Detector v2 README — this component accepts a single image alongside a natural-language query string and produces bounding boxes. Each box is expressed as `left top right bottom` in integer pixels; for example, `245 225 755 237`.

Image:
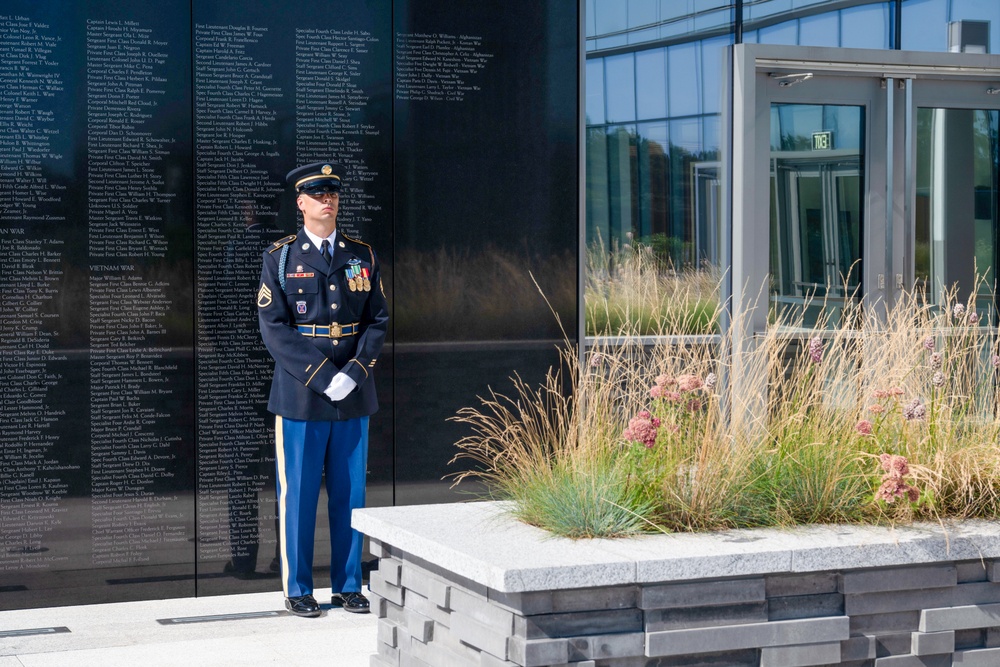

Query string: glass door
754 72 886 330
910 81 1000 323
731 45 1000 339
770 105 865 326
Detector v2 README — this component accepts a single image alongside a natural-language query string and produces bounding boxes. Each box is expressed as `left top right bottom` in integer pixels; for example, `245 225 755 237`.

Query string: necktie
321 239 331 264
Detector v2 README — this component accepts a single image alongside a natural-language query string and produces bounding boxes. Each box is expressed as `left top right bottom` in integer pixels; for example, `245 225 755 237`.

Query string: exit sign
812 131 833 150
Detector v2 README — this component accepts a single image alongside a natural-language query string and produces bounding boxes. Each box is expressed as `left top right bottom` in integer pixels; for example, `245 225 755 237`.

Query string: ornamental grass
451 277 1000 538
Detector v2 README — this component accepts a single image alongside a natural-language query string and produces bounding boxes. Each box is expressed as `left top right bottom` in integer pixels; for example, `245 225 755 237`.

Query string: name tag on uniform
287 272 315 278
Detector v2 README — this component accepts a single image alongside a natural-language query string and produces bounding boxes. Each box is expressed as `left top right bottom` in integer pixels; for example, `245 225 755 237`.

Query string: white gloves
323 372 357 402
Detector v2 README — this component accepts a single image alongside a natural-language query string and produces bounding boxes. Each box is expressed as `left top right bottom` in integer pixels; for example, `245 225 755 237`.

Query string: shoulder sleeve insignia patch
257 283 273 308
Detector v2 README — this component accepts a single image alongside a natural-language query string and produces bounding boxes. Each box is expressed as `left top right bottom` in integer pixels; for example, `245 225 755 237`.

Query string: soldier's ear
295 194 305 212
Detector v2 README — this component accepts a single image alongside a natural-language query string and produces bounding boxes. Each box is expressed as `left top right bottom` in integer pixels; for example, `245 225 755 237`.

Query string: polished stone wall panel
0 0 578 609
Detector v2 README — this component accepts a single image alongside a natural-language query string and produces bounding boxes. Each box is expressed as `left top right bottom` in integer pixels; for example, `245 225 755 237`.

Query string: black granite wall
0 0 578 609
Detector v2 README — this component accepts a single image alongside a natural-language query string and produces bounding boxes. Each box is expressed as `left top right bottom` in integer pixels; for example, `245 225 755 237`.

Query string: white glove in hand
324 372 357 402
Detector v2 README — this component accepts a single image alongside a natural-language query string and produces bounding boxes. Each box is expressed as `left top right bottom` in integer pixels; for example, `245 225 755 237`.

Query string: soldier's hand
324 372 357 402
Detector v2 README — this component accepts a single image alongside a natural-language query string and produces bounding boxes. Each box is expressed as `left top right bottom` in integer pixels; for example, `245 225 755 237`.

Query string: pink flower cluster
650 385 681 401
875 453 920 503
650 373 704 399
871 387 904 400
676 374 704 392
808 336 824 363
855 419 873 436
623 411 661 447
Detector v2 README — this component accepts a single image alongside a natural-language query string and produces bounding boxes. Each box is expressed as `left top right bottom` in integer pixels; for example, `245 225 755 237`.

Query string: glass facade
586 0 1000 327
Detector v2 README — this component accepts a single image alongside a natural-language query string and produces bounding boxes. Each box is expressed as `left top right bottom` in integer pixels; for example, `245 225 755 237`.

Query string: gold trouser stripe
304 358 327 387
275 416 290 597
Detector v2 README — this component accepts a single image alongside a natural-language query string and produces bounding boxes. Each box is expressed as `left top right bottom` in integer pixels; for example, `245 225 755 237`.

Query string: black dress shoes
331 591 370 613
285 594 321 618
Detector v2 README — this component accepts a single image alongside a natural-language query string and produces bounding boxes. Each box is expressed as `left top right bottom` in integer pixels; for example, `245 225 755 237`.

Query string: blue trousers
274 415 368 598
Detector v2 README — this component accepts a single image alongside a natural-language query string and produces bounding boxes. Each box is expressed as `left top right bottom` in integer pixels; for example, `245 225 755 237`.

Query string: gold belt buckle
330 323 342 338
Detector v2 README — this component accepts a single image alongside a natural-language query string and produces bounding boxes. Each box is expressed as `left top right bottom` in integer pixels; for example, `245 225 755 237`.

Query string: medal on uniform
346 259 361 292
361 267 371 292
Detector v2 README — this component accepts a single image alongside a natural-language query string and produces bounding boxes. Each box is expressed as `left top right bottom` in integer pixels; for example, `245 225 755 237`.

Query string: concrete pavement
0 588 377 666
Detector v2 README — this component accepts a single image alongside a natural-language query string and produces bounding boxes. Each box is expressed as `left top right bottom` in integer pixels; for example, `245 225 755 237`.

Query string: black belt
297 323 359 338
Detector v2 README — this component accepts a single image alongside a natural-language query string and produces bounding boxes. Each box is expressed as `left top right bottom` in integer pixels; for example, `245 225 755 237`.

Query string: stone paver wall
367 541 1000 667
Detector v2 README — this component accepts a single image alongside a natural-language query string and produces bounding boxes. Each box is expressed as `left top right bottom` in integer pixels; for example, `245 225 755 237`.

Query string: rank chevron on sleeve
257 283 273 308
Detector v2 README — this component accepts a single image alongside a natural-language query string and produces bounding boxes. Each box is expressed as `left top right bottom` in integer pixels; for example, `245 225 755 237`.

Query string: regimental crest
322 164 333 175
257 283 272 308
296 301 307 314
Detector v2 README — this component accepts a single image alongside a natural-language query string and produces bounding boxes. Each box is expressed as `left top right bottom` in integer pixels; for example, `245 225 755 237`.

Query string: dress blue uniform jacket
257 231 389 421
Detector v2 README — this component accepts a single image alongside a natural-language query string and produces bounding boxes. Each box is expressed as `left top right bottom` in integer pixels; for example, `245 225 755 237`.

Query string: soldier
257 161 389 617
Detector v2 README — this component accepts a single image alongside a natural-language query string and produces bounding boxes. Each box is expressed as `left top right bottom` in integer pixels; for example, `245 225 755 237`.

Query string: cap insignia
322 164 333 175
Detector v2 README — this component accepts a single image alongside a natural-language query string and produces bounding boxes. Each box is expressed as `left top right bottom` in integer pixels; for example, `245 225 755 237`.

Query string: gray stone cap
353 501 1000 593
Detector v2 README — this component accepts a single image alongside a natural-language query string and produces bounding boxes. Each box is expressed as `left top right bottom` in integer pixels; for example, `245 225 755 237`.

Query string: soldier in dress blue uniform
257 161 389 617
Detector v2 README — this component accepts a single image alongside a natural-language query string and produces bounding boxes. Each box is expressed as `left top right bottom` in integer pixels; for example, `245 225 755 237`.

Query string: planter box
353 501 1000 667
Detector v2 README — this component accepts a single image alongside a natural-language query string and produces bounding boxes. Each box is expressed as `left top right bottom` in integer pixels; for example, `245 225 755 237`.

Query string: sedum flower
652 374 684 399
676 374 704 392
623 411 661 448
875 454 920 504
655 374 674 387
872 387 904 400
880 453 910 476
876 477 920 504
855 419 873 436
868 404 885 414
